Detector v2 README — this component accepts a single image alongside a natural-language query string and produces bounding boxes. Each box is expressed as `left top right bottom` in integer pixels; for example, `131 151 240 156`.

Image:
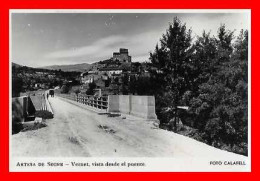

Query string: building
99 67 123 77
112 48 131 63
80 71 98 84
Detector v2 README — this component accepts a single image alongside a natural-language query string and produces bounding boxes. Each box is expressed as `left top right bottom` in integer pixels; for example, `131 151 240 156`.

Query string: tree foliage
86 82 96 95
149 18 248 155
60 85 70 94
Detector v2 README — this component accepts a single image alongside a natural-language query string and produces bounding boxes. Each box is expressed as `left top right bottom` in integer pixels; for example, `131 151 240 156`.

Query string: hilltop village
79 48 152 96
12 48 154 97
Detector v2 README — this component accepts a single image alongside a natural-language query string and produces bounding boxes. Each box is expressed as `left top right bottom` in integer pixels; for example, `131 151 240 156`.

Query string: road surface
12 96 245 158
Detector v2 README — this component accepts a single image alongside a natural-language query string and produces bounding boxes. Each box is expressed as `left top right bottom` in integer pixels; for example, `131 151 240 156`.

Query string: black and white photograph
10 10 250 172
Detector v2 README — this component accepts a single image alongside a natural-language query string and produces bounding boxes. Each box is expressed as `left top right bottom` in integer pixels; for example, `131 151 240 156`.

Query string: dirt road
12 97 245 158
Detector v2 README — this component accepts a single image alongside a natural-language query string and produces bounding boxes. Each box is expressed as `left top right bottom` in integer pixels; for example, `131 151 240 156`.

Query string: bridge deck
12 96 245 158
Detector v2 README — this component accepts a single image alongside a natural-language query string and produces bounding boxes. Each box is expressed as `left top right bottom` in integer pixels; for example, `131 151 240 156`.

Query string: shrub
61 85 70 94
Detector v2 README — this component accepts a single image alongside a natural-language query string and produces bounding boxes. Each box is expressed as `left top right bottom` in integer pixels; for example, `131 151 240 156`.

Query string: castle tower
113 48 131 63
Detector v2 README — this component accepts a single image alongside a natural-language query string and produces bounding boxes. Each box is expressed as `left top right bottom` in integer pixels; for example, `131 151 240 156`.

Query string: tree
121 74 129 95
128 76 136 95
224 29 248 150
60 85 70 94
190 31 217 92
149 17 194 128
86 82 96 95
131 76 153 95
148 17 248 155
187 25 249 155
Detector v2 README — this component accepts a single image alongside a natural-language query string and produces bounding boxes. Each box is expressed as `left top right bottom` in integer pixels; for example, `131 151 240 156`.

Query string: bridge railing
76 95 108 110
57 93 108 111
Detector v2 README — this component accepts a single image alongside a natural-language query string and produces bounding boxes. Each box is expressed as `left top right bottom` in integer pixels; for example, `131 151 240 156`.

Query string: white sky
11 10 250 67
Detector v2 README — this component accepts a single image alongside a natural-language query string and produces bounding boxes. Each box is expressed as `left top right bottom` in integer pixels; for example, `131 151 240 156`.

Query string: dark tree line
146 17 248 155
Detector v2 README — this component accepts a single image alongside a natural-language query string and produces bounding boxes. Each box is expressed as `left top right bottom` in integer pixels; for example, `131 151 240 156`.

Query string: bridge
11 93 245 158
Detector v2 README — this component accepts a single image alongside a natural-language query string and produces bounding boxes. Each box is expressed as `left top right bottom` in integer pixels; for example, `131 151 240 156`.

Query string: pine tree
150 17 194 128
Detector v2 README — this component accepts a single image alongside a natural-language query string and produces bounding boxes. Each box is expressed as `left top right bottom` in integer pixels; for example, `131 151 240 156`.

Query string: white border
9 9 251 172
10 9 250 13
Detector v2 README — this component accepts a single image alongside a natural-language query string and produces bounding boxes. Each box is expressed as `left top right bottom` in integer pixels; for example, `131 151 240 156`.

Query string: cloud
44 30 163 63
45 35 127 59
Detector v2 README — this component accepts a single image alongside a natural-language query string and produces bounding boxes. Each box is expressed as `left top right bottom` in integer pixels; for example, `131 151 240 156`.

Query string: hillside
12 62 23 68
40 63 92 72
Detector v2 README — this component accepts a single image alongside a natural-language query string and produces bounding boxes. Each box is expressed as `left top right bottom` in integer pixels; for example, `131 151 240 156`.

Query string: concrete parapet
107 95 120 113
12 96 27 124
12 96 36 124
119 95 131 114
30 95 44 111
130 96 157 120
44 91 54 118
45 97 54 117
107 95 158 124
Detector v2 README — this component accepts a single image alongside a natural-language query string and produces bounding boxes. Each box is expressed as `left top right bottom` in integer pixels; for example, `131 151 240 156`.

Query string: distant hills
39 63 93 72
12 58 128 73
12 62 92 72
12 62 23 68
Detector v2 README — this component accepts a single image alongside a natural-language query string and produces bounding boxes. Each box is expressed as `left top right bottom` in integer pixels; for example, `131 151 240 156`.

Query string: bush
60 85 70 94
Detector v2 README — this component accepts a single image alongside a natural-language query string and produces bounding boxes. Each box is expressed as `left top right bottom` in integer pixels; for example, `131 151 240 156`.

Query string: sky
11 11 249 67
